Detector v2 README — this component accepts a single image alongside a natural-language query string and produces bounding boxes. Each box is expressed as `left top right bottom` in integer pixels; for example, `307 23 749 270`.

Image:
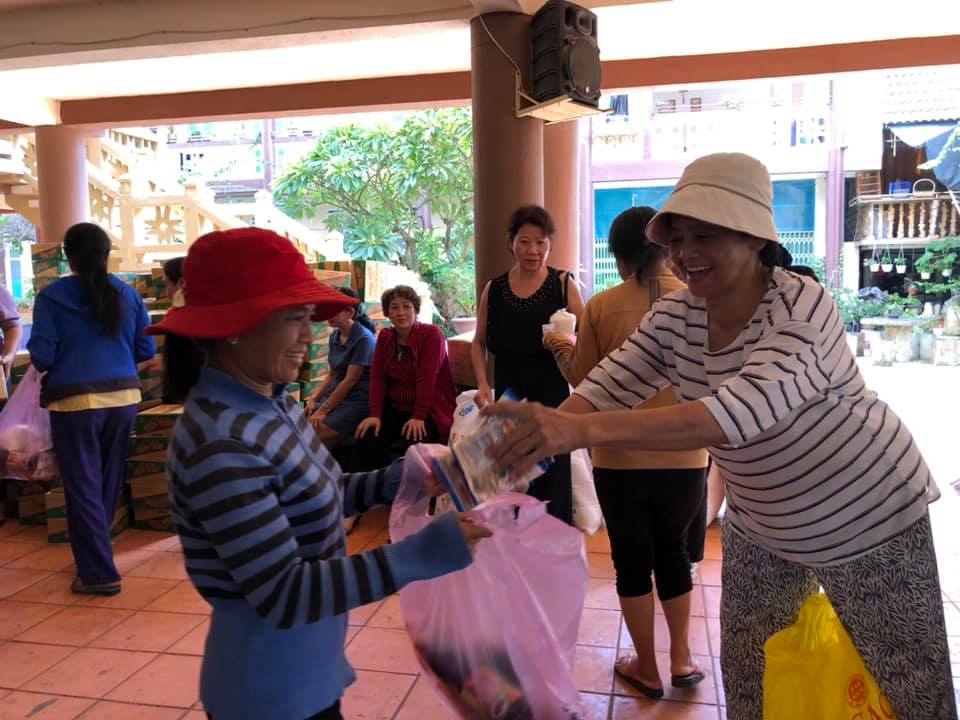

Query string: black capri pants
594 467 707 601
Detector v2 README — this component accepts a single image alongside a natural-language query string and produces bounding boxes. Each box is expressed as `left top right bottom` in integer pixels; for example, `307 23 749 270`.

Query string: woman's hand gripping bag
763 593 897 720
390 444 590 720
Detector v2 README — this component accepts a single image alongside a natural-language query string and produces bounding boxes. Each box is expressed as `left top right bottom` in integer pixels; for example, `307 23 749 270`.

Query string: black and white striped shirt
575 269 938 566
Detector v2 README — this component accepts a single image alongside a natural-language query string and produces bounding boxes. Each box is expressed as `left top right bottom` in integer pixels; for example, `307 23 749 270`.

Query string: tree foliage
0 214 36 253
273 108 476 322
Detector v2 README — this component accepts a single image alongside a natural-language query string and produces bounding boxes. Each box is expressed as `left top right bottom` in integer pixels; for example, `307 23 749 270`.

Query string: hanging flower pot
895 262 907 274
920 271 932 280
880 262 893 272
869 261 880 272
943 267 954 278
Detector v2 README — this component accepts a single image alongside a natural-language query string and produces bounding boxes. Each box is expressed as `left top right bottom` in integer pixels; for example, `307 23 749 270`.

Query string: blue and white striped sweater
166 369 469 718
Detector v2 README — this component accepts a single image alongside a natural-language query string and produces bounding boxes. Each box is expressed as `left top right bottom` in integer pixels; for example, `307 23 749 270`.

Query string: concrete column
825 79 845 287
577 118 595 299
471 12 543 294
543 120 579 275
262 118 274 190
35 125 89 245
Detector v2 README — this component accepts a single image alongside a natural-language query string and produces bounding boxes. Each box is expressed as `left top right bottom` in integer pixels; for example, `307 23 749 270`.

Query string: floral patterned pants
720 515 956 720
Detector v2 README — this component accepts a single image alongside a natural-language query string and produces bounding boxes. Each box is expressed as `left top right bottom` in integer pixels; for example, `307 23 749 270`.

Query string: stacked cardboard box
287 384 302 403
138 360 164 404
313 268 352 290
31 244 69 296
134 403 182 436
126 404 182 533
127 449 173 532
315 261 359 291
45 487 130 543
299 323 332 400
2 476 61 525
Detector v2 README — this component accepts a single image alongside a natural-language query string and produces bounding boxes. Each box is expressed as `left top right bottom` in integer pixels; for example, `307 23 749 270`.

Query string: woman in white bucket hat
485 153 955 719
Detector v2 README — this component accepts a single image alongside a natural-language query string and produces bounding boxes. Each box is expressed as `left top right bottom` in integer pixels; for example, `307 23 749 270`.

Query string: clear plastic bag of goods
450 390 481 446
570 449 602 534
443 389 552 511
0 368 58 481
0 367 52 454
390 445 589 720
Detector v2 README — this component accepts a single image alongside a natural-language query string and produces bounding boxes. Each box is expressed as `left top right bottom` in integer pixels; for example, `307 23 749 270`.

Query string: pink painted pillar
471 12 544 295
543 120 580 276
35 125 90 245
825 80 845 286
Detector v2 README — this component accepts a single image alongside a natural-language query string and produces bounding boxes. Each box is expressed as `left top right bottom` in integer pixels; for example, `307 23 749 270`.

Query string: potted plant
940 251 957 278
835 289 866 356
868 247 880 273
915 250 935 280
880 251 893 273
894 252 907 274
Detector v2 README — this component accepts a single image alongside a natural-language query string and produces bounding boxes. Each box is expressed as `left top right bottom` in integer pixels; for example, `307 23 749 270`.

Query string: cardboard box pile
299 322 332 401
31 244 69 295
46 487 130 543
315 261 359 291
1 476 62 526
138 359 164 404
126 404 182 533
312 268 352 289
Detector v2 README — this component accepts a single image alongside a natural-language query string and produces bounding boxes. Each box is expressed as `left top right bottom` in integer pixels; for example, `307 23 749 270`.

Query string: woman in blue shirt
306 286 376 447
28 222 156 596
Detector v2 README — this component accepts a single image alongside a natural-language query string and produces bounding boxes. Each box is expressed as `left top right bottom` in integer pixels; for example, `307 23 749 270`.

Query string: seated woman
353 285 455 471
306 287 377 448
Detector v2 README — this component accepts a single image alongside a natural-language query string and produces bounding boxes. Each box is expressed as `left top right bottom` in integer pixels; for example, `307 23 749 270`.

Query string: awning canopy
887 122 957 147
919 124 960 190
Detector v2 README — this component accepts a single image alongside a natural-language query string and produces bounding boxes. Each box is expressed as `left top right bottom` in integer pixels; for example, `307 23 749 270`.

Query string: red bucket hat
146 227 357 339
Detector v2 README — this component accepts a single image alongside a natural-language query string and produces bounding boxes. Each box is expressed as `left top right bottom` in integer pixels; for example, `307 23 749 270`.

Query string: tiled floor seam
83 612 206 655
0 640 84 692
387 678 420 720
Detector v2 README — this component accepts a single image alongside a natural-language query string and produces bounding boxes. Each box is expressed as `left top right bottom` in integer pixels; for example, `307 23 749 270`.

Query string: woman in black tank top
470 205 584 524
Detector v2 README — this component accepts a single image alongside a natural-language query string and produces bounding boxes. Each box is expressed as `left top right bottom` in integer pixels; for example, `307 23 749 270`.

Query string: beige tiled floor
0 501 957 719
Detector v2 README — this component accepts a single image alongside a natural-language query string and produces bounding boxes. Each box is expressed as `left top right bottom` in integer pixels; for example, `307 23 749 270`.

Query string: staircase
0 128 346 271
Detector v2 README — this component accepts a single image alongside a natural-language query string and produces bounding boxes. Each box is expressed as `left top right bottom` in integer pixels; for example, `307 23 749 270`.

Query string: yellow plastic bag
763 593 897 719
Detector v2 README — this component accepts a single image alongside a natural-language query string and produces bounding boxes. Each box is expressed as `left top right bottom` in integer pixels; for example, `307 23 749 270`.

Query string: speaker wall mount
514 72 609 125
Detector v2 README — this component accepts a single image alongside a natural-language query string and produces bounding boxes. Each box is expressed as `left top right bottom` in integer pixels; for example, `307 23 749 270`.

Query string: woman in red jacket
352 285 455 471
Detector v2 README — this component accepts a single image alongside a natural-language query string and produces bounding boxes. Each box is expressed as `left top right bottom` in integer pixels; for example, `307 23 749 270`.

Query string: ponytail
761 242 793 269
607 207 667 283
336 286 376 334
162 333 207 403
63 223 123 337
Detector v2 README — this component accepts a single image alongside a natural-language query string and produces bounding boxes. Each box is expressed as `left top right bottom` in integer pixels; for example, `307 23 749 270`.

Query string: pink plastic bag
390 445 589 720
0 367 57 481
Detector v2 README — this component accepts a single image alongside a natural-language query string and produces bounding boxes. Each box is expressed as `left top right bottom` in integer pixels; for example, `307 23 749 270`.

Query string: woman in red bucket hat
148 228 490 720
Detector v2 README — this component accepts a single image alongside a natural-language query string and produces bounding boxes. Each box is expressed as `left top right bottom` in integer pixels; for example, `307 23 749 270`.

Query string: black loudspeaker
531 0 601 107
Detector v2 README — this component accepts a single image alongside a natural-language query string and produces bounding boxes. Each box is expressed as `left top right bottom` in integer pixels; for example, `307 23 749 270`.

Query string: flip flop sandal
71 577 121 597
671 666 706 688
614 656 664 699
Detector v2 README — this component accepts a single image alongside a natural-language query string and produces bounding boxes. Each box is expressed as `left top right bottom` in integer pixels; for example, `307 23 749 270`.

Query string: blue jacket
28 275 156 405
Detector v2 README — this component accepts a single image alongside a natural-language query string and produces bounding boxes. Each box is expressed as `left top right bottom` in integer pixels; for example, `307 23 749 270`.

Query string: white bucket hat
645 153 779 247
